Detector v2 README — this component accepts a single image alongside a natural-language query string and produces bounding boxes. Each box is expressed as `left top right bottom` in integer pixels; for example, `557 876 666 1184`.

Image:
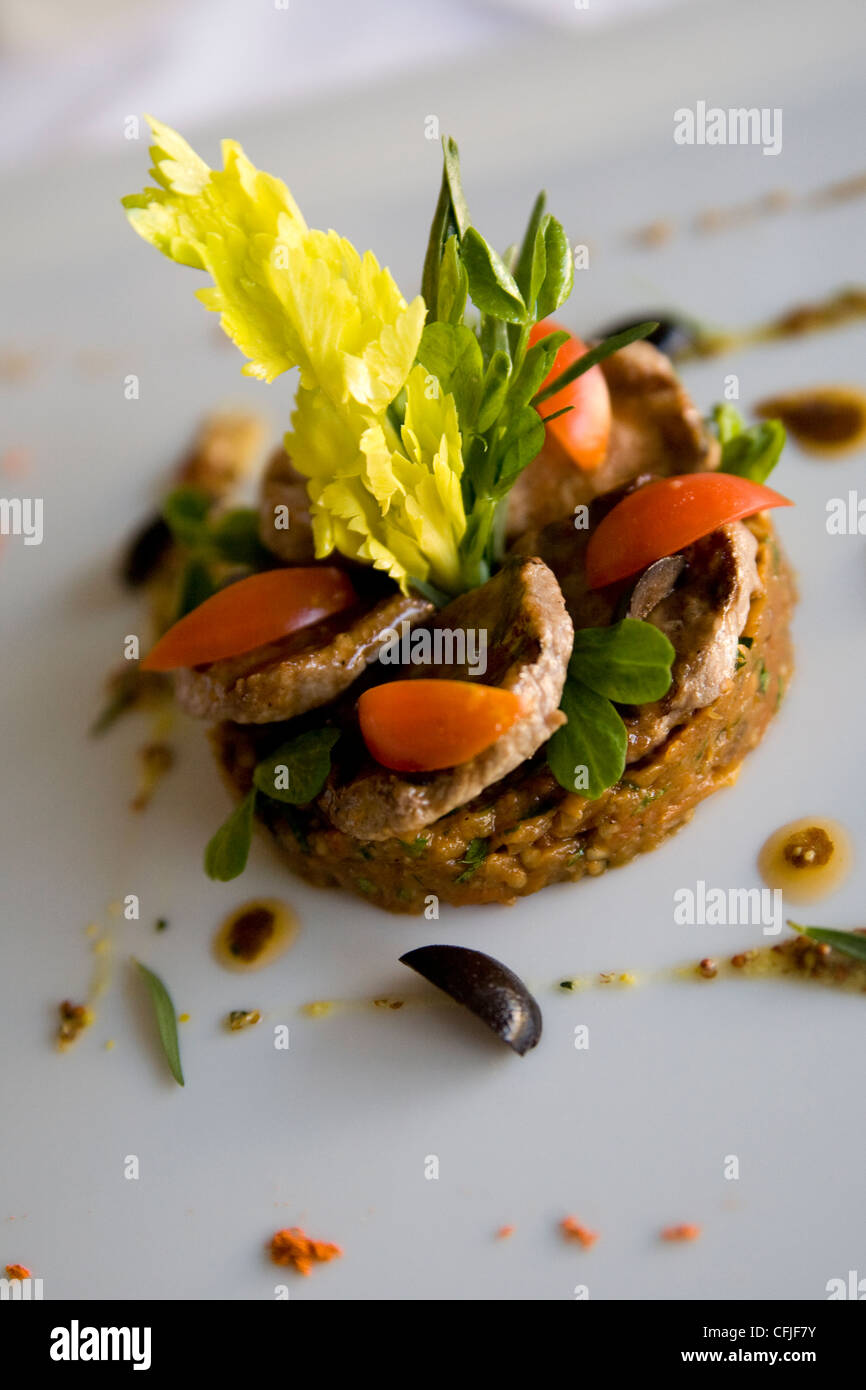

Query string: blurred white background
0 0 684 170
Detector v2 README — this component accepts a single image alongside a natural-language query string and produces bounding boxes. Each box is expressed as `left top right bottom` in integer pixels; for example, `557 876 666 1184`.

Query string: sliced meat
319 557 573 840
621 522 760 760
258 447 316 563
513 504 761 762
506 339 719 538
173 592 432 724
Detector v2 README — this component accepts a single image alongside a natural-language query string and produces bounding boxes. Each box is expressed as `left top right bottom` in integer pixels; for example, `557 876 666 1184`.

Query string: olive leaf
133 959 185 1086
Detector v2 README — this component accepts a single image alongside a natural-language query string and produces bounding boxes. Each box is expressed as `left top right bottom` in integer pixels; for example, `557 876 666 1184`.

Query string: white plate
2 0 865 1300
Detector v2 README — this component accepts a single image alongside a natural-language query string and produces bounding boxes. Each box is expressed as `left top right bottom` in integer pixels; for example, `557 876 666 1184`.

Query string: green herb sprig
161 485 272 619
133 958 185 1086
712 404 786 484
547 620 675 799
419 138 658 591
204 728 340 882
787 921 866 964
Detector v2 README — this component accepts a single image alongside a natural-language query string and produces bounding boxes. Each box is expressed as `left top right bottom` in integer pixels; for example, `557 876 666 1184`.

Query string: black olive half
593 313 698 359
399 945 542 1056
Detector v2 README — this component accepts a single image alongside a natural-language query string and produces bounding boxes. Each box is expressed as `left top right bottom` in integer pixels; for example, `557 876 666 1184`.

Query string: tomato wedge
585 473 793 590
141 566 356 670
358 680 522 773
530 319 612 471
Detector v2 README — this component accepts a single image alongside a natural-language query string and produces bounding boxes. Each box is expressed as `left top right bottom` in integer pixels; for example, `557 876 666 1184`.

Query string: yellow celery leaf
286 365 467 594
122 119 423 402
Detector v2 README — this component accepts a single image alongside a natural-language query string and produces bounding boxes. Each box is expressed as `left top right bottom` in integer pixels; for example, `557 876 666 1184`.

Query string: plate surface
2 0 865 1300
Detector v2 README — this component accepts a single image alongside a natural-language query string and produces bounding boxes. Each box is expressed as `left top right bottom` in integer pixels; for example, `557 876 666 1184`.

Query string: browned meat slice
506 340 719 538
319 557 573 840
258 447 316 563
513 508 761 760
174 592 432 724
620 522 760 760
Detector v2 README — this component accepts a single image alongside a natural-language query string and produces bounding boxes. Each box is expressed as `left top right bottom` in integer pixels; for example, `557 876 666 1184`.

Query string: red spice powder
661 1224 702 1243
560 1216 598 1249
5 1264 31 1280
269 1227 342 1277
496 1225 515 1240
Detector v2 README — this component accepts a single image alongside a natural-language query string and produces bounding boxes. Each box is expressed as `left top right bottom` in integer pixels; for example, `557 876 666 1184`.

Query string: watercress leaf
533 321 658 406
570 619 675 703
514 191 547 306
204 789 256 881
133 959 185 1086
437 234 468 326
462 227 527 324
416 322 483 428
443 136 470 238
535 215 574 320
207 507 271 567
787 921 866 964
547 676 627 800
176 558 216 619
713 404 786 484
253 727 340 805
476 350 512 432
162 486 212 547
508 330 568 412
493 405 546 496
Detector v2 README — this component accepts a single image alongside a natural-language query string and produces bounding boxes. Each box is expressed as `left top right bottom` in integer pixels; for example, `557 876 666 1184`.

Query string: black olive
593 313 697 358
121 513 173 586
399 945 542 1055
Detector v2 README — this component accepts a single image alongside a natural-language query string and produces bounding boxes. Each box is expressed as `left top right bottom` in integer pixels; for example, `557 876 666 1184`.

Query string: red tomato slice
141 567 356 670
585 473 793 589
358 680 522 772
529 319 612 471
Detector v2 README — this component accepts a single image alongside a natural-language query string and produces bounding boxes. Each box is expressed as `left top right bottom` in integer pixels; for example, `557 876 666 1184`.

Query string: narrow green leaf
533 321 659 406
421 166 454 315
787 922 866 964
204 789 256 881
436 234 468 325
442 136 470 238
547 677 627 800
514 192 548 308
253 728 340 805
175 558 216 619
535 216 574 320
493 406 546 496
507 330 568 413
570 619 675 703
462 228 527 324
476 350 512 432
133 959 185 1086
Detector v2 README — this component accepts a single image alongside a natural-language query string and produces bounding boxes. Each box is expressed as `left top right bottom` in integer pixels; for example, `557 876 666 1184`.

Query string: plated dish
120 118 796 915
